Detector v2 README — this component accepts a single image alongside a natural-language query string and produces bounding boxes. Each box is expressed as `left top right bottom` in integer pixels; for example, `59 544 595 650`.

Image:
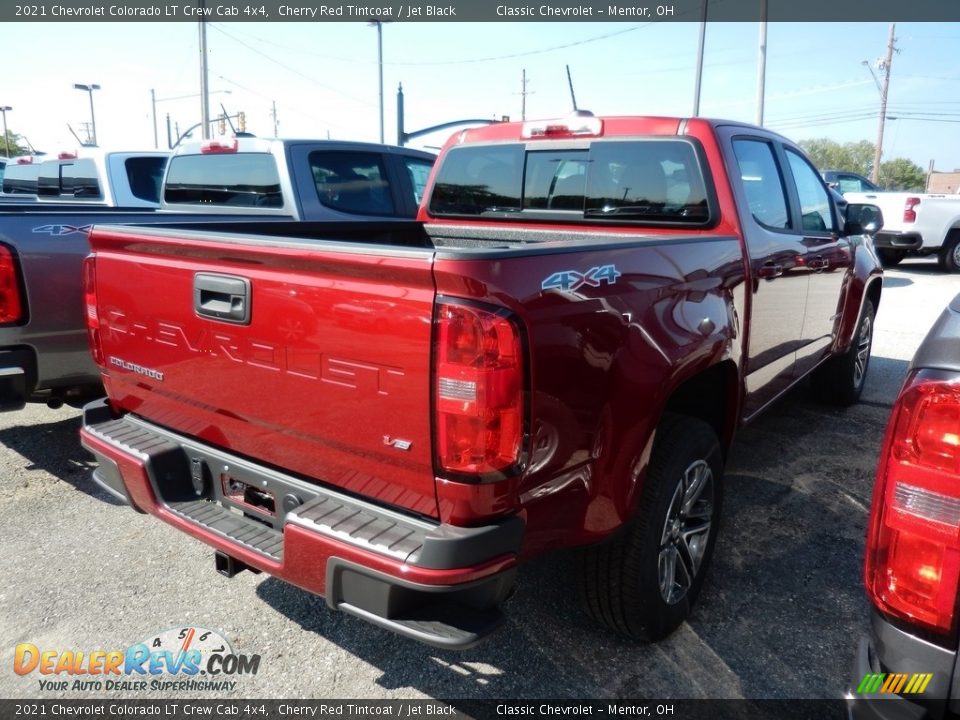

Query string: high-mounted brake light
0 245 23 324
57 152 77 160
522 111 602 139
15 157 34 165
434 302 525 476
903 197 921 224
200 138 239 154
865 374 960 635
83 256 103 365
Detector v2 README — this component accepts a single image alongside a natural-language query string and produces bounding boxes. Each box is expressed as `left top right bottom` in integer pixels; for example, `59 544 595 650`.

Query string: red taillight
200 138 238 154
0 245 23 324
903 197 921 223
83 256 103 365
865 374 960 635
435 302 525 476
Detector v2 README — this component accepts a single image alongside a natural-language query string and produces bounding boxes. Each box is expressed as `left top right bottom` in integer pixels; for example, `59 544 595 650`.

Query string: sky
2 20 959 172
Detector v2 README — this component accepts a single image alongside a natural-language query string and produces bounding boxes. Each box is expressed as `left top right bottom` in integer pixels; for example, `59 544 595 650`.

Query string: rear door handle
757 262 783 279
194 273 251 324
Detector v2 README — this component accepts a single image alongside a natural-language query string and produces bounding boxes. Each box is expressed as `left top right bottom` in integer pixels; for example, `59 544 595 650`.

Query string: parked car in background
843 190 960 271
0 137 435 411
823 170 880 194
161 136 435 219
850 292 960 719
34 150 169 207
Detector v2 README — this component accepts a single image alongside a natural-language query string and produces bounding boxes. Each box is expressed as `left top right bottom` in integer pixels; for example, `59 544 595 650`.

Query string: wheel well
866 277 882 317
662 361 738 454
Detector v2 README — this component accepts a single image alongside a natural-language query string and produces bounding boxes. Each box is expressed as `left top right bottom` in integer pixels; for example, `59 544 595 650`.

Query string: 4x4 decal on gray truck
32 224 93 237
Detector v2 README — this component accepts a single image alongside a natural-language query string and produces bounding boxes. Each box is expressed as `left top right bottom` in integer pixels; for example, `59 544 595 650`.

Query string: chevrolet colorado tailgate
87 222 439 518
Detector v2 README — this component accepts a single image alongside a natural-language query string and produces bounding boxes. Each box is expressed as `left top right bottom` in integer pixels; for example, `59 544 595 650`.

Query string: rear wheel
812 299 875 406
939 232 960 273
577 415 723 641
876 248 906 267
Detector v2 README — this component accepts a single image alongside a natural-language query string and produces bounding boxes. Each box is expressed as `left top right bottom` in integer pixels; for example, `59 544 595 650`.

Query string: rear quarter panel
433 233 746 551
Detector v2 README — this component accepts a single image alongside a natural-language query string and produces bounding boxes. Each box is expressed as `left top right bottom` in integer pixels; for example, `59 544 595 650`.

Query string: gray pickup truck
0 137 434 410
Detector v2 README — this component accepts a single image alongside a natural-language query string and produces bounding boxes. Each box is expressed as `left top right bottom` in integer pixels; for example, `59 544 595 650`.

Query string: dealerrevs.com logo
13 626 261 693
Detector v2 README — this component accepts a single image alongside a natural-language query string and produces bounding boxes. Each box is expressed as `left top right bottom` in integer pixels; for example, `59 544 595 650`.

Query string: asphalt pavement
0 257 957 702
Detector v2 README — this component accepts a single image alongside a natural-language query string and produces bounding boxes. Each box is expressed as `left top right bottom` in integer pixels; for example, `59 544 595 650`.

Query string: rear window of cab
164 153 283 208
428 139 713 227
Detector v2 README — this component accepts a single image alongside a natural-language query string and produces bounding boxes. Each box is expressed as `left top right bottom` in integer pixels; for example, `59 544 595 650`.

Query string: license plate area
169 450 321 531
221 473 277 517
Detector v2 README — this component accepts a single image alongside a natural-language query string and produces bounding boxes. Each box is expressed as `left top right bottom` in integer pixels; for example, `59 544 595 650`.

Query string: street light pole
0 106 11 157
369 20 385 143
73 83 100 146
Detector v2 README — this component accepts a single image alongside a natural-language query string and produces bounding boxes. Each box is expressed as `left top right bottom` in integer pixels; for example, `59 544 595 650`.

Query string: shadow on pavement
0 413 120 506
255 372 908 701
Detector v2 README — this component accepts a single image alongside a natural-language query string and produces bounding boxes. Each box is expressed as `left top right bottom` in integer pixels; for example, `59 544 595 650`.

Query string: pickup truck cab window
123 156 167 203
785 149 835 233
429 139 711 225
2 161 41 195
430 144 524 214
404 157 434 205
164 152 284 208
310 151 395 216
732 139 790 230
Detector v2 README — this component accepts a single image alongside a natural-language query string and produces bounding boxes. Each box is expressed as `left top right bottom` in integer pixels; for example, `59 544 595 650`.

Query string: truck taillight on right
434 301 525 478
903 196 921 224
0 245 23 325
83 255 103 365
865 371 960 637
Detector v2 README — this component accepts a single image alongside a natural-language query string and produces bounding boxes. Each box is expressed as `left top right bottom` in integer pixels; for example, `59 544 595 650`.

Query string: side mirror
844 203 883 236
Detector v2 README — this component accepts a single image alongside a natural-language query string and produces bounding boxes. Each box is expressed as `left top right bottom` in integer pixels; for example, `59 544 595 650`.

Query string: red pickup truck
80 115 883 649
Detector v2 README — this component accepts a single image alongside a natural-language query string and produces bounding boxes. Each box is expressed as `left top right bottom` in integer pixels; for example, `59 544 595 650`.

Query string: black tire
939 232 960 273
876 248 906 267
577 415 723 641
812 299 875 406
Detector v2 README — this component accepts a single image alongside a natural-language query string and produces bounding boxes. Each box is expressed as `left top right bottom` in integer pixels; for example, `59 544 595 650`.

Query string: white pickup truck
843 190 960 271
0 150 169 207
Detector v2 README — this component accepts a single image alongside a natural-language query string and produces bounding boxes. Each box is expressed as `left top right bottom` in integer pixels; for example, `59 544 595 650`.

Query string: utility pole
871 23 896 185
692 0 707 116
521 69 527 120
150 89 158 149
271 100 278 137
199 0 211 140
755 0 767 126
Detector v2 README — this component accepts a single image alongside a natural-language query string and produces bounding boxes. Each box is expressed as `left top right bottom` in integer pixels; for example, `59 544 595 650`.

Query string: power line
209 23 375 108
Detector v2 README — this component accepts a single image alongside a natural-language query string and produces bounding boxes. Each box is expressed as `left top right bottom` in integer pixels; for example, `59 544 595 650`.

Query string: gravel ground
0 257 956 702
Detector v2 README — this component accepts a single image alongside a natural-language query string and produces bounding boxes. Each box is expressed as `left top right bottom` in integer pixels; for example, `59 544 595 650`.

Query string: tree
0 131 29 158
878 158 926 191
798 138 875 176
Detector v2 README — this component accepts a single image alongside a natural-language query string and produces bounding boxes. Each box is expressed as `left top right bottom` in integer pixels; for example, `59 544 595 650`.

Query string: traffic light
218 115 226 134
238 112 246 132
